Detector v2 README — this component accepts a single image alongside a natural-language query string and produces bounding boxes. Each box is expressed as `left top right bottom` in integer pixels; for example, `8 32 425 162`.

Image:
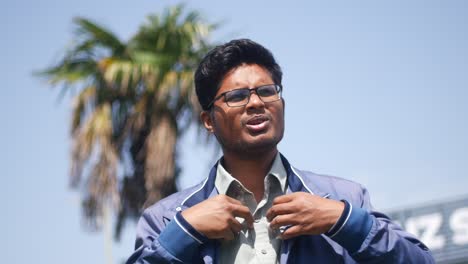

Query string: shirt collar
214 152 287 195
215 161 235 195
269 152 287 192
181 154 330 208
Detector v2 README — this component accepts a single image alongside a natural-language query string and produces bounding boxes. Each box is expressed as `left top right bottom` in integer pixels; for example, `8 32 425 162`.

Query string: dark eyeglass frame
207 84 283 109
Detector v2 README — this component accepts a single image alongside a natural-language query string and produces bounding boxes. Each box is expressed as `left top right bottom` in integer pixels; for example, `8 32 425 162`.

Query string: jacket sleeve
328 185 435 263
126 206 207 264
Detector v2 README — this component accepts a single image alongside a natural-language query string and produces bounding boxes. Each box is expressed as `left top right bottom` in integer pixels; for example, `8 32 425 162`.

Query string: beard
216 127 284 160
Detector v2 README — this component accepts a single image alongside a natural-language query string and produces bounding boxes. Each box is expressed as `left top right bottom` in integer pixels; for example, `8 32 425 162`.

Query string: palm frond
71 85 96 132
38 4 219 239
73 17 126 56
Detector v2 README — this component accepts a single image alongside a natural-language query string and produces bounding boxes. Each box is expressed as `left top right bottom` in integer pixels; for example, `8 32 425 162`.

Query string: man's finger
269 214 298 230
231 204 254 228
223 195 244 205
266 203 294 222
222 228 235 241
272 194 295 205
280 225 304 240
228 217 243 234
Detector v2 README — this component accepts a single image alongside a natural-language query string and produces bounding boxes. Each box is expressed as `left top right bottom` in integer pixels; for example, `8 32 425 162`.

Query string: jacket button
176 207 182 211
261 249 267 254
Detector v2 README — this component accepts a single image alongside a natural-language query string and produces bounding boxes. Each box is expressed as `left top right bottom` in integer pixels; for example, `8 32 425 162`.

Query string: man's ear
281 98 286 113
200 110 214 133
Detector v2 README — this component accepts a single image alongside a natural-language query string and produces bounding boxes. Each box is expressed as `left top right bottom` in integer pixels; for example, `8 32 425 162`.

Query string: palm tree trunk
144 113 177 207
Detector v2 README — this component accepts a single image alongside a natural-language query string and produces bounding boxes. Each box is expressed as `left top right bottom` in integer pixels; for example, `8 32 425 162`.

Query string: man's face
201 64 285 156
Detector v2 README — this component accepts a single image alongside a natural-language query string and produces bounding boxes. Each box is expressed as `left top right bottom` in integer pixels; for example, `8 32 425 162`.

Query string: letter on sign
450 207 468 245
405 213 445 250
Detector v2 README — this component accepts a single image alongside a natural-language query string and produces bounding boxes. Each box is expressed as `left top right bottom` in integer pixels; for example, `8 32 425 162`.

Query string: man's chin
240 136 280 153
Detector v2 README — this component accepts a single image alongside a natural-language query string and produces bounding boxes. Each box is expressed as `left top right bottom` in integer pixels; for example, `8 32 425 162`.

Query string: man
127 39 434 263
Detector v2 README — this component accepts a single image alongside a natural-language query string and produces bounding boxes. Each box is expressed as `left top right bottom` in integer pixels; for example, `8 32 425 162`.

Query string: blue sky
2 1 468 263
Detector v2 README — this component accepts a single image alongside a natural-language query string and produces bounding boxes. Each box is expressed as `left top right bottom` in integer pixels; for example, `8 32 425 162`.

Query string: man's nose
246 90 265 109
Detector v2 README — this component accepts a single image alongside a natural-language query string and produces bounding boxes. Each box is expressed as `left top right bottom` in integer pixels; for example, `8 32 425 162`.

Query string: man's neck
221 148 278 202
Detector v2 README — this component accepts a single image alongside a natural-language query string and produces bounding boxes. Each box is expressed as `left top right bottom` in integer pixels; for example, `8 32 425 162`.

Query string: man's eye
226 90 248 102
258 86 277 97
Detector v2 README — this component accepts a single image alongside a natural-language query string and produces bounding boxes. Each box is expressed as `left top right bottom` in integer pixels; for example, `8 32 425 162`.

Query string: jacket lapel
279 154 332 263
182 161 219 208
178 161 219 263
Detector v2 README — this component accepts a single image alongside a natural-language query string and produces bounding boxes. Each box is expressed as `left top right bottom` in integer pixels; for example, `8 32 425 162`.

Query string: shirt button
261 249 267 254
254 219 260 223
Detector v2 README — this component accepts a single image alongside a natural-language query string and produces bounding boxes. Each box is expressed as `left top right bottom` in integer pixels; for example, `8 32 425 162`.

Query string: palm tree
38 5 217 239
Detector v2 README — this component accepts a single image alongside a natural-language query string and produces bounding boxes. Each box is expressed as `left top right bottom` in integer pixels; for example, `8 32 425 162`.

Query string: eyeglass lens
225 85 280 107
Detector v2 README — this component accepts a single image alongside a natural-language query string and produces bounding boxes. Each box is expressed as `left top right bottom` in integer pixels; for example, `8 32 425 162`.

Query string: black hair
194 39 283 110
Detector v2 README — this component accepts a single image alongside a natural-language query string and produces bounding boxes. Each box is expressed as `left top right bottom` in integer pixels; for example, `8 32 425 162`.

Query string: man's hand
181 195 254 241
266 192 345 240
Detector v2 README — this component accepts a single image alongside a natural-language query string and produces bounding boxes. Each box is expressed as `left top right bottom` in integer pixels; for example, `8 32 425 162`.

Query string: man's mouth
245 116 269 132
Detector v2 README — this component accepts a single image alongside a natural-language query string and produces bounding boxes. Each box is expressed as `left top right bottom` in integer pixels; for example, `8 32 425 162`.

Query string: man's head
195 39 283 111
195 39 285 156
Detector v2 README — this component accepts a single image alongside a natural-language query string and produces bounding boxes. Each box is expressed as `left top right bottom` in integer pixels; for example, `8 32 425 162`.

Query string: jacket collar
181 162 218 207
180 153 329 208
280 154 330 198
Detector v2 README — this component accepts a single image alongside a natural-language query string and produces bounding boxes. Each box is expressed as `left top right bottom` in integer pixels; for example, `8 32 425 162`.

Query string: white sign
400 207 468 250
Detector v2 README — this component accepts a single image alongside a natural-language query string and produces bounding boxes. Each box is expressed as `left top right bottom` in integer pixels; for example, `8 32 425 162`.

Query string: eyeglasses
207 84 282 109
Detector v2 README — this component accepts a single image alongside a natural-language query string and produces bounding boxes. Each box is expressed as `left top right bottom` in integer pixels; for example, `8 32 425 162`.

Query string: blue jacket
127 155 434 263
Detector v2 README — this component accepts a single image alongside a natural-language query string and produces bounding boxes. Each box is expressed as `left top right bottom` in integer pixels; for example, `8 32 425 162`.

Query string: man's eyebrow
230 82 273 90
